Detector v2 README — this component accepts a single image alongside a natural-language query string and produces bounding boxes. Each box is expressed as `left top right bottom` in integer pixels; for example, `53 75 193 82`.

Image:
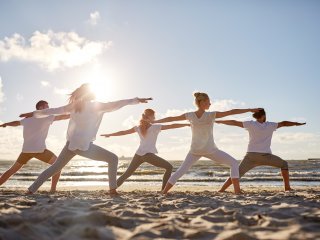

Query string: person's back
135 124 162 156
243 120 278 154
21 116 55 153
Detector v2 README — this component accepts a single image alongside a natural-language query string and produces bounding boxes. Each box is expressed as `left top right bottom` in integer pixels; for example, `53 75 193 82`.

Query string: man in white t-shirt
216 109 306 192
0 100 69 192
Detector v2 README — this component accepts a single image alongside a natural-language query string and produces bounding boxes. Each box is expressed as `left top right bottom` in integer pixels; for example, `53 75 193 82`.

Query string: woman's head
139 109 155 136
253 109 266 122
69 83 96 112
193 92 211 110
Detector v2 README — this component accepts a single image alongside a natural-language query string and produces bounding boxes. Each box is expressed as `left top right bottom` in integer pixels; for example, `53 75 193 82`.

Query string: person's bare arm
54 114 70 121
215 120 244 128
161 123 190 130
20 104 73 118
153 114 187 123
215 108 262 118
101 127 136 138
0 121 21 127
277 121 306 129
98 98 152 113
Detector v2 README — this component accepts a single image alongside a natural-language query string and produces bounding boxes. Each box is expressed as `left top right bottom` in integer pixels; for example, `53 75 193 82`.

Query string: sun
81 64 116 102
89 77 115 101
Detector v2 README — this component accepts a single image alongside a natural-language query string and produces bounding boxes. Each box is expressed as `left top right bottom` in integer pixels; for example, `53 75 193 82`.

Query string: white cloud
0 124 23 159
122 115 138 128
54 87 70 96
16 93 24 102
41 81 50 87
0 76 4 103
0 30 112 71
211 99 246 111
273 132 320 144
88 11 101 26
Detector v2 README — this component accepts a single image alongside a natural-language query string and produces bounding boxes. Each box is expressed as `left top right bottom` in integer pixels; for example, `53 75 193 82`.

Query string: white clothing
20 116 55 153
185 111 218 155
243 121 278 154
33 98 140 151
168 150 240 184
134 124 162 156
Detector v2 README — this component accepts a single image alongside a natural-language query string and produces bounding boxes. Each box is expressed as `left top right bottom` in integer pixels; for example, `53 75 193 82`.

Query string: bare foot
285 188 294 192
218 189 225 193
49 189 56 194
109 189 119 196
234 190 243 195
26 190 33 195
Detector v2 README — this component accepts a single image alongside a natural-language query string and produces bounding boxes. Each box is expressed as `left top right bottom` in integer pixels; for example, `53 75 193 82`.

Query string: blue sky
0 0 319 160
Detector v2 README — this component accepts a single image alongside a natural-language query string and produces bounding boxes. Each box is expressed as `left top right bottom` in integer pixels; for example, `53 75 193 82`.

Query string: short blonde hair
193 92 209 107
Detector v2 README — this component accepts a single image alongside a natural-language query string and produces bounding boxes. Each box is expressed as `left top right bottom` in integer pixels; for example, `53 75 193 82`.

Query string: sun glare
89 77 115 101
82 65 116 102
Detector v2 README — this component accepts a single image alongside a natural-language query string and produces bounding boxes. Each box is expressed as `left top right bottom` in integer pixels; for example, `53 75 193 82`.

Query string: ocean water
0 159 319 189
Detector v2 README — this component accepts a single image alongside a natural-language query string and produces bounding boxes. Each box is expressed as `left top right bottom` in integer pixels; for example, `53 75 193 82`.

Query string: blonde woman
154 92 261 195
20 83 152 195
101 109 190 190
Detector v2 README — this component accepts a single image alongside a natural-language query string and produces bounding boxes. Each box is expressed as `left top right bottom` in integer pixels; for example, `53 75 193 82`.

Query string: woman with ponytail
20 83 152 195
101 109 190 190
154 92 261 195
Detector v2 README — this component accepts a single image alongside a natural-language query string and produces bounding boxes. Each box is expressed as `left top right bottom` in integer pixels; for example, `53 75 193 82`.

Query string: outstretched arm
98 98 152 113
20 104 73 118
161 123 190 131
215 120 244 128
153 114 187 123
215 108 262 118
101 127 136 138
54 114 70 121
277 121 306 128
0 121 21 128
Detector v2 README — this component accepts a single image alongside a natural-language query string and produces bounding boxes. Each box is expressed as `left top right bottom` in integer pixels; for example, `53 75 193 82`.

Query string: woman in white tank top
101 109 190 190
154 92 261 195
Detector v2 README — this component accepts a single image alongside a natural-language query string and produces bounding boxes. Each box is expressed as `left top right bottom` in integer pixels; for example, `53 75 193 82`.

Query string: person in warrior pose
101 108 190 190
216 108 306 192
20 83 152 195
0 100 69 192
153 92 261 195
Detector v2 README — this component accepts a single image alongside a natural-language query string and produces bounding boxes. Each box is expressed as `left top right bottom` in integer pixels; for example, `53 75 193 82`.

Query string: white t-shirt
20 116 55 153
33 98 139 151
134 124 162 156
243 121 278 154
185 111 218 155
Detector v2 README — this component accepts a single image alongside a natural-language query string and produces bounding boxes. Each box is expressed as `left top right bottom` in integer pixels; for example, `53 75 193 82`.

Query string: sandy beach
0 185 319 240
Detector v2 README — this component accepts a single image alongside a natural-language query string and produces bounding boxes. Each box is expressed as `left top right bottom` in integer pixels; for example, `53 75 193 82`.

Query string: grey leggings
117 153 173 190
28 142 118 193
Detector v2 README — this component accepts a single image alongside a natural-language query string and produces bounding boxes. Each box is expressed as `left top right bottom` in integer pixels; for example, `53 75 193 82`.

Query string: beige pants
239 152 289 177
117 153 173 190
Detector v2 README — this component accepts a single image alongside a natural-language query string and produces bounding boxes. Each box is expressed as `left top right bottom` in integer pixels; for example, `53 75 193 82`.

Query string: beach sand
0 185 319 240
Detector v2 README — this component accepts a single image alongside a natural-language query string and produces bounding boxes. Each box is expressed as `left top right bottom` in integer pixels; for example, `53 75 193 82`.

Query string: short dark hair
36 100 48 110
253 109 266 119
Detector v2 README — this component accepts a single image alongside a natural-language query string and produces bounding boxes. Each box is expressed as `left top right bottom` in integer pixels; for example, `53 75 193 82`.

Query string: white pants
168 149 239 185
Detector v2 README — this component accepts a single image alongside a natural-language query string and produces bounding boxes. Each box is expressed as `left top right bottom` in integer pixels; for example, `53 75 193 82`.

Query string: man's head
253 109 266 122
36 100 49 110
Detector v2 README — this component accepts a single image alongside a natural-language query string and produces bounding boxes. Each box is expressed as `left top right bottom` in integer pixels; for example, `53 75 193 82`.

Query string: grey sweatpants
117 153 173 190
28 142 118 193
239 152 289 177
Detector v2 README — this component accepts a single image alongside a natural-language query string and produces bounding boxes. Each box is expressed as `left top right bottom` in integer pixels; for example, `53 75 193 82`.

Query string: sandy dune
0 186 319 240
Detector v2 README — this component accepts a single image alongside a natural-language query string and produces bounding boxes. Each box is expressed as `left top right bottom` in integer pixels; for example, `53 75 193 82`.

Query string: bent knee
166 163 173 171
281 161 289 170
111 154 119 164
230 160 239 169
